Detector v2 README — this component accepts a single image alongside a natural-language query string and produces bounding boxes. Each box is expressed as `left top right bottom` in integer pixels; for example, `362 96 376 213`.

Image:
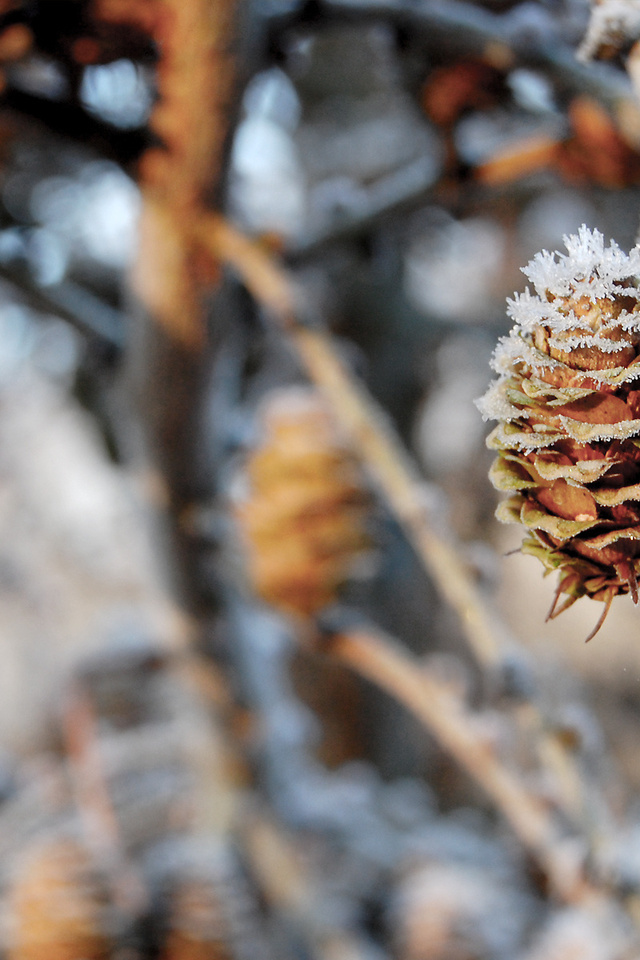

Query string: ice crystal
479 227 640 427
578 0 640 61
475 381 521 423
522 226 640 303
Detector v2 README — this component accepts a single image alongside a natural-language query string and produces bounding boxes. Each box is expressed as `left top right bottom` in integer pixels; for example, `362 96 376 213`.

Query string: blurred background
1 0 640 958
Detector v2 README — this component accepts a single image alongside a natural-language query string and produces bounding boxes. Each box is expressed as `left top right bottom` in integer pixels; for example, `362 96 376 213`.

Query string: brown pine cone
162 880 234 960
7 837 113 960
159 844 271 960
478 226 640 638
233 387 372 618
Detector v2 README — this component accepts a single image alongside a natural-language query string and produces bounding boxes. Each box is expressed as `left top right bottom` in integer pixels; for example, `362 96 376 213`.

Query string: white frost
578 0 640 61
523 225 640 302
478 227 640 423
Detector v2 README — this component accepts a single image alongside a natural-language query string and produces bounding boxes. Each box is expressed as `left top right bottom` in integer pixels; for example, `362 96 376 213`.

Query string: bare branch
321 624 597 906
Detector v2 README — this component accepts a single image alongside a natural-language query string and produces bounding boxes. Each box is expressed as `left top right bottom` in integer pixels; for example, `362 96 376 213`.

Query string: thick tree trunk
116 0 242 614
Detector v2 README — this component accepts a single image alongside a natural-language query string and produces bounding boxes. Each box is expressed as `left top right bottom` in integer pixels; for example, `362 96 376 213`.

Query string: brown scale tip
584 589 615 643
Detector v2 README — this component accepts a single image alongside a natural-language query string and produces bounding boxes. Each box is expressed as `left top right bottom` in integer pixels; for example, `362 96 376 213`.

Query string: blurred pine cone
159 844 271 960
162 879 235 960
478 226 640 638
7 837 112 960
233 387 372 618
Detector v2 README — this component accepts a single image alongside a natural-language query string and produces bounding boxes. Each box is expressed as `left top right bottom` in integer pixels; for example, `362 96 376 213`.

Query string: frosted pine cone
159 843 271 960
477 226 640 639
233 387 372 618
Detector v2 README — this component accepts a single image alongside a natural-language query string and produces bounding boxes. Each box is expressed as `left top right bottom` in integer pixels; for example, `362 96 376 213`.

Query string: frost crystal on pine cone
477 226 640 638
578 0 640 61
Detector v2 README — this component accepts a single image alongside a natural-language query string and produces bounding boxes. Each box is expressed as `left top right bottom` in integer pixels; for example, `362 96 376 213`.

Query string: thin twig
321 625 592 904
0 264 125 349
196 214 298 319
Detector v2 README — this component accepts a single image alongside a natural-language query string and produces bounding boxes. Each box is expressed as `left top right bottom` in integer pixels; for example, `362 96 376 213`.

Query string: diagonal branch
320 624 598 907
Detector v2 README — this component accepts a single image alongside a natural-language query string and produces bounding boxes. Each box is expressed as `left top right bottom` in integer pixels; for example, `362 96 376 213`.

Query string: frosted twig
578 0 640 64
321 625 594 905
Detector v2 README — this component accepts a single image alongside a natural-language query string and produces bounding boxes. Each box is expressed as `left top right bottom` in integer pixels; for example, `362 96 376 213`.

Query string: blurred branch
287 157 437 259
321 0 625 89
315 0 640 145
243 809 385 960
2 90 150 168
320 624 594 905
0 262 125 349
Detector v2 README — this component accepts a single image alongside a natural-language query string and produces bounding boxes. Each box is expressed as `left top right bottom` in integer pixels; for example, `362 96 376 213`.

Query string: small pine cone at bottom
159 843 272 960
477 226 640 639
6 836 113 960
162 881 235 960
